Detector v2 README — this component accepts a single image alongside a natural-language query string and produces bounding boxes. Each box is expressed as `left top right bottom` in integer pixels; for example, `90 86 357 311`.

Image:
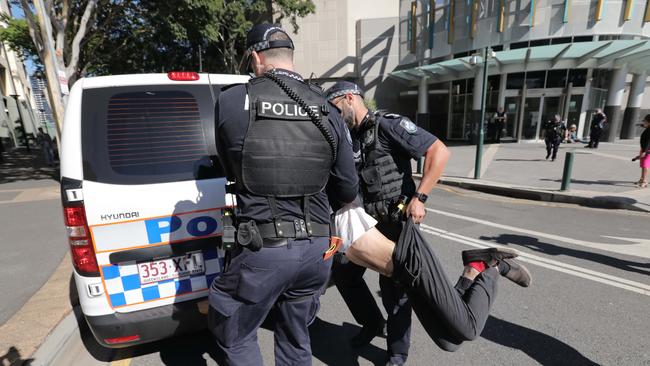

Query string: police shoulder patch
399 117 418 134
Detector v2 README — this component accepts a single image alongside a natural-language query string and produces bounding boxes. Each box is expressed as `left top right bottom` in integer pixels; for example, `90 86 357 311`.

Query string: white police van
60 72 249 347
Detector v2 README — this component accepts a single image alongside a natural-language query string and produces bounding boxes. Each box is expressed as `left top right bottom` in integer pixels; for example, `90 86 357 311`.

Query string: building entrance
518 92 567 141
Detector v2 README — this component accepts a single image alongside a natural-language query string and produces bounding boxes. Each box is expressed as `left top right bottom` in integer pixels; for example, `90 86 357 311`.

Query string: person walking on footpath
543 114 565 162
492 106 507 143
586 109 606 149
635 114 650 188
36 127 55 166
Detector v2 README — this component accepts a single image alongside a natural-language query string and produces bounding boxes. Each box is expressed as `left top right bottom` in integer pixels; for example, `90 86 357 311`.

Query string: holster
236 221 264 252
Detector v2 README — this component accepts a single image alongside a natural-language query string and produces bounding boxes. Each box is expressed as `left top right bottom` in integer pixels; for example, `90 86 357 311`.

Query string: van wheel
69 274 80 307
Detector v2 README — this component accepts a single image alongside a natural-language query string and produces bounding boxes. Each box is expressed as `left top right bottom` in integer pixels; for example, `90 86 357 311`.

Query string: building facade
392 0 650 141
281 0 401 108
29 74 56 135
287 0 650 142
0 0 39 148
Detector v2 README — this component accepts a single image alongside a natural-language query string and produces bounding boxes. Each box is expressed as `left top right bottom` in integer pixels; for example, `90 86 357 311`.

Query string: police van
60 72 249 347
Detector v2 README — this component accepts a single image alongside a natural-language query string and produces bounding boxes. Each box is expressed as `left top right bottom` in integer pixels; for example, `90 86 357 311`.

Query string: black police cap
246 23 294 53
325 81 364 100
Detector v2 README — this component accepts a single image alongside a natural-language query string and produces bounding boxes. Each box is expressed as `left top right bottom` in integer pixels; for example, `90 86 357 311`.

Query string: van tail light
64 206 99 276
104 335 141 345
167 71 200 81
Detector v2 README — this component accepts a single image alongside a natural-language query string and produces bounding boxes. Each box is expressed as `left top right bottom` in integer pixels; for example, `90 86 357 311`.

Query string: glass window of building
510 41 528 50
506 72 526 89
529 39 550 47
573 36 594 42
551 37 572 45
546 69 568 88
525 71 546 89
568 69 587 87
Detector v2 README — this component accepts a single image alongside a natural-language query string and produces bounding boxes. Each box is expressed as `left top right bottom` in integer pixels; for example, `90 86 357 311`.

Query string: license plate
137 251 204 285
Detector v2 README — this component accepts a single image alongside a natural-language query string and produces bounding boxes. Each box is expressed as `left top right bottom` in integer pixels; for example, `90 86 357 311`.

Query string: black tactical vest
236 76 333 197
544 121 564 139
358 113 414 206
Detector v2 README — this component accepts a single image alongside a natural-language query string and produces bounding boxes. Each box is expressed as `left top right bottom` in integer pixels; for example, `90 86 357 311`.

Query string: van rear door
80 82 227 313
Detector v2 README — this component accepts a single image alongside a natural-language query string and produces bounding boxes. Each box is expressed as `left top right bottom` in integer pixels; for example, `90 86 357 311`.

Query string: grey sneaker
500 258 532 287
462 247 519 267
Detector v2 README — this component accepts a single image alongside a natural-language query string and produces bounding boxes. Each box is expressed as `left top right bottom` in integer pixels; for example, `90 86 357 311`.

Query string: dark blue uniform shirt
215 70 358 224
352 113 437 166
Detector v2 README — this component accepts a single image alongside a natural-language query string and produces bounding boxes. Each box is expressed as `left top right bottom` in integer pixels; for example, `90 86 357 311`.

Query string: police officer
543 114 566 161
210 24 358 366
326 81 450 366
492 106 507 143
586 109 607 149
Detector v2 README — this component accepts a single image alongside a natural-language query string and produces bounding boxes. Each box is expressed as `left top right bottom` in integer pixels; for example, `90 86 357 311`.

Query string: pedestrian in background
635 114 650 188
565 124 581 143
492 106 507 143
586 109 606 149
543 114 565 162
36 127 55 166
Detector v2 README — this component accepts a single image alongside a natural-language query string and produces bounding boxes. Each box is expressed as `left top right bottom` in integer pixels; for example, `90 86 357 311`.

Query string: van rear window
81 85 223 184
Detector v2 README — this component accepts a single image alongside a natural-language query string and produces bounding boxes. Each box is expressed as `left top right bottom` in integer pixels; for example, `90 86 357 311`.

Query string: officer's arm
326 109 359 205
417 140 450 197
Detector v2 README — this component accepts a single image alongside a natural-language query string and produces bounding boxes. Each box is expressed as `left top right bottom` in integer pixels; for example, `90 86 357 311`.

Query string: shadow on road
479 233 650 276
481 316 599 366
309 317 387 366
0 346 33 366
540 178 637 188
0 148 59 185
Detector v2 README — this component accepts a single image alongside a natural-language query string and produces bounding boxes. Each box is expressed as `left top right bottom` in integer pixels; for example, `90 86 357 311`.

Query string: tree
0 0 316 132
8 0 102 135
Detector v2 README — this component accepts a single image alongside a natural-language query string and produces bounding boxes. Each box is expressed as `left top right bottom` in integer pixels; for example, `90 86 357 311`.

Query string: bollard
561 151 575 191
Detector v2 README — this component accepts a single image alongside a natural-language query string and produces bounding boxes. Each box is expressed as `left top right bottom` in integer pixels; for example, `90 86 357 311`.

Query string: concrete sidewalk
434 139 650 212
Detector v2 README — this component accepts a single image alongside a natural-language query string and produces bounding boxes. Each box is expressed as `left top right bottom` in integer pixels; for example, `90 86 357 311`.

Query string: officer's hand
406 199 426 224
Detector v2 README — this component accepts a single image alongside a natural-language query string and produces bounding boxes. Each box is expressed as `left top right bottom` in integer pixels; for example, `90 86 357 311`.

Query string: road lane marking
420 224 650 296
425 207 650 259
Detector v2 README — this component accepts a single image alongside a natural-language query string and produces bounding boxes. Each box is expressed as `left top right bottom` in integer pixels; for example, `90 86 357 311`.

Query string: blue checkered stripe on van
101 249 224 308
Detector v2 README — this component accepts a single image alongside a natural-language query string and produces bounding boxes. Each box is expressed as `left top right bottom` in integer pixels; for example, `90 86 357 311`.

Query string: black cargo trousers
332 218 412 364
392 219 499 352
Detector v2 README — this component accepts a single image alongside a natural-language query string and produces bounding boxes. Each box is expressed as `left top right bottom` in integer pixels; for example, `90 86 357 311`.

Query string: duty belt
258 220 330 240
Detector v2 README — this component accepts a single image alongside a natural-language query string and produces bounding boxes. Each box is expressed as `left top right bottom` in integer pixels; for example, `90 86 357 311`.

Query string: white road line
425 207 650 259
420 224 650 296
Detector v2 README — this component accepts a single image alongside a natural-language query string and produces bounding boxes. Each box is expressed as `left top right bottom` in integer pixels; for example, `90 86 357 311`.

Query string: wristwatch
413 192 428 203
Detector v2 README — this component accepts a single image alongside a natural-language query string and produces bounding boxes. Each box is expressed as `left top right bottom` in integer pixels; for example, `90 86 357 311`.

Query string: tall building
29 75 55 134
281 0 401 107
0 0 39 148
392 0 650 141
287 0 650 142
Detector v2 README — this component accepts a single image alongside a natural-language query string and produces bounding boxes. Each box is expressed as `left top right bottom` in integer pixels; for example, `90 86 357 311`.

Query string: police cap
325 81 364 101
246 23 294 53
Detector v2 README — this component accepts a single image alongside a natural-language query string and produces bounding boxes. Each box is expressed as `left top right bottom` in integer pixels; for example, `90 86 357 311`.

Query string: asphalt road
49 186 650 365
